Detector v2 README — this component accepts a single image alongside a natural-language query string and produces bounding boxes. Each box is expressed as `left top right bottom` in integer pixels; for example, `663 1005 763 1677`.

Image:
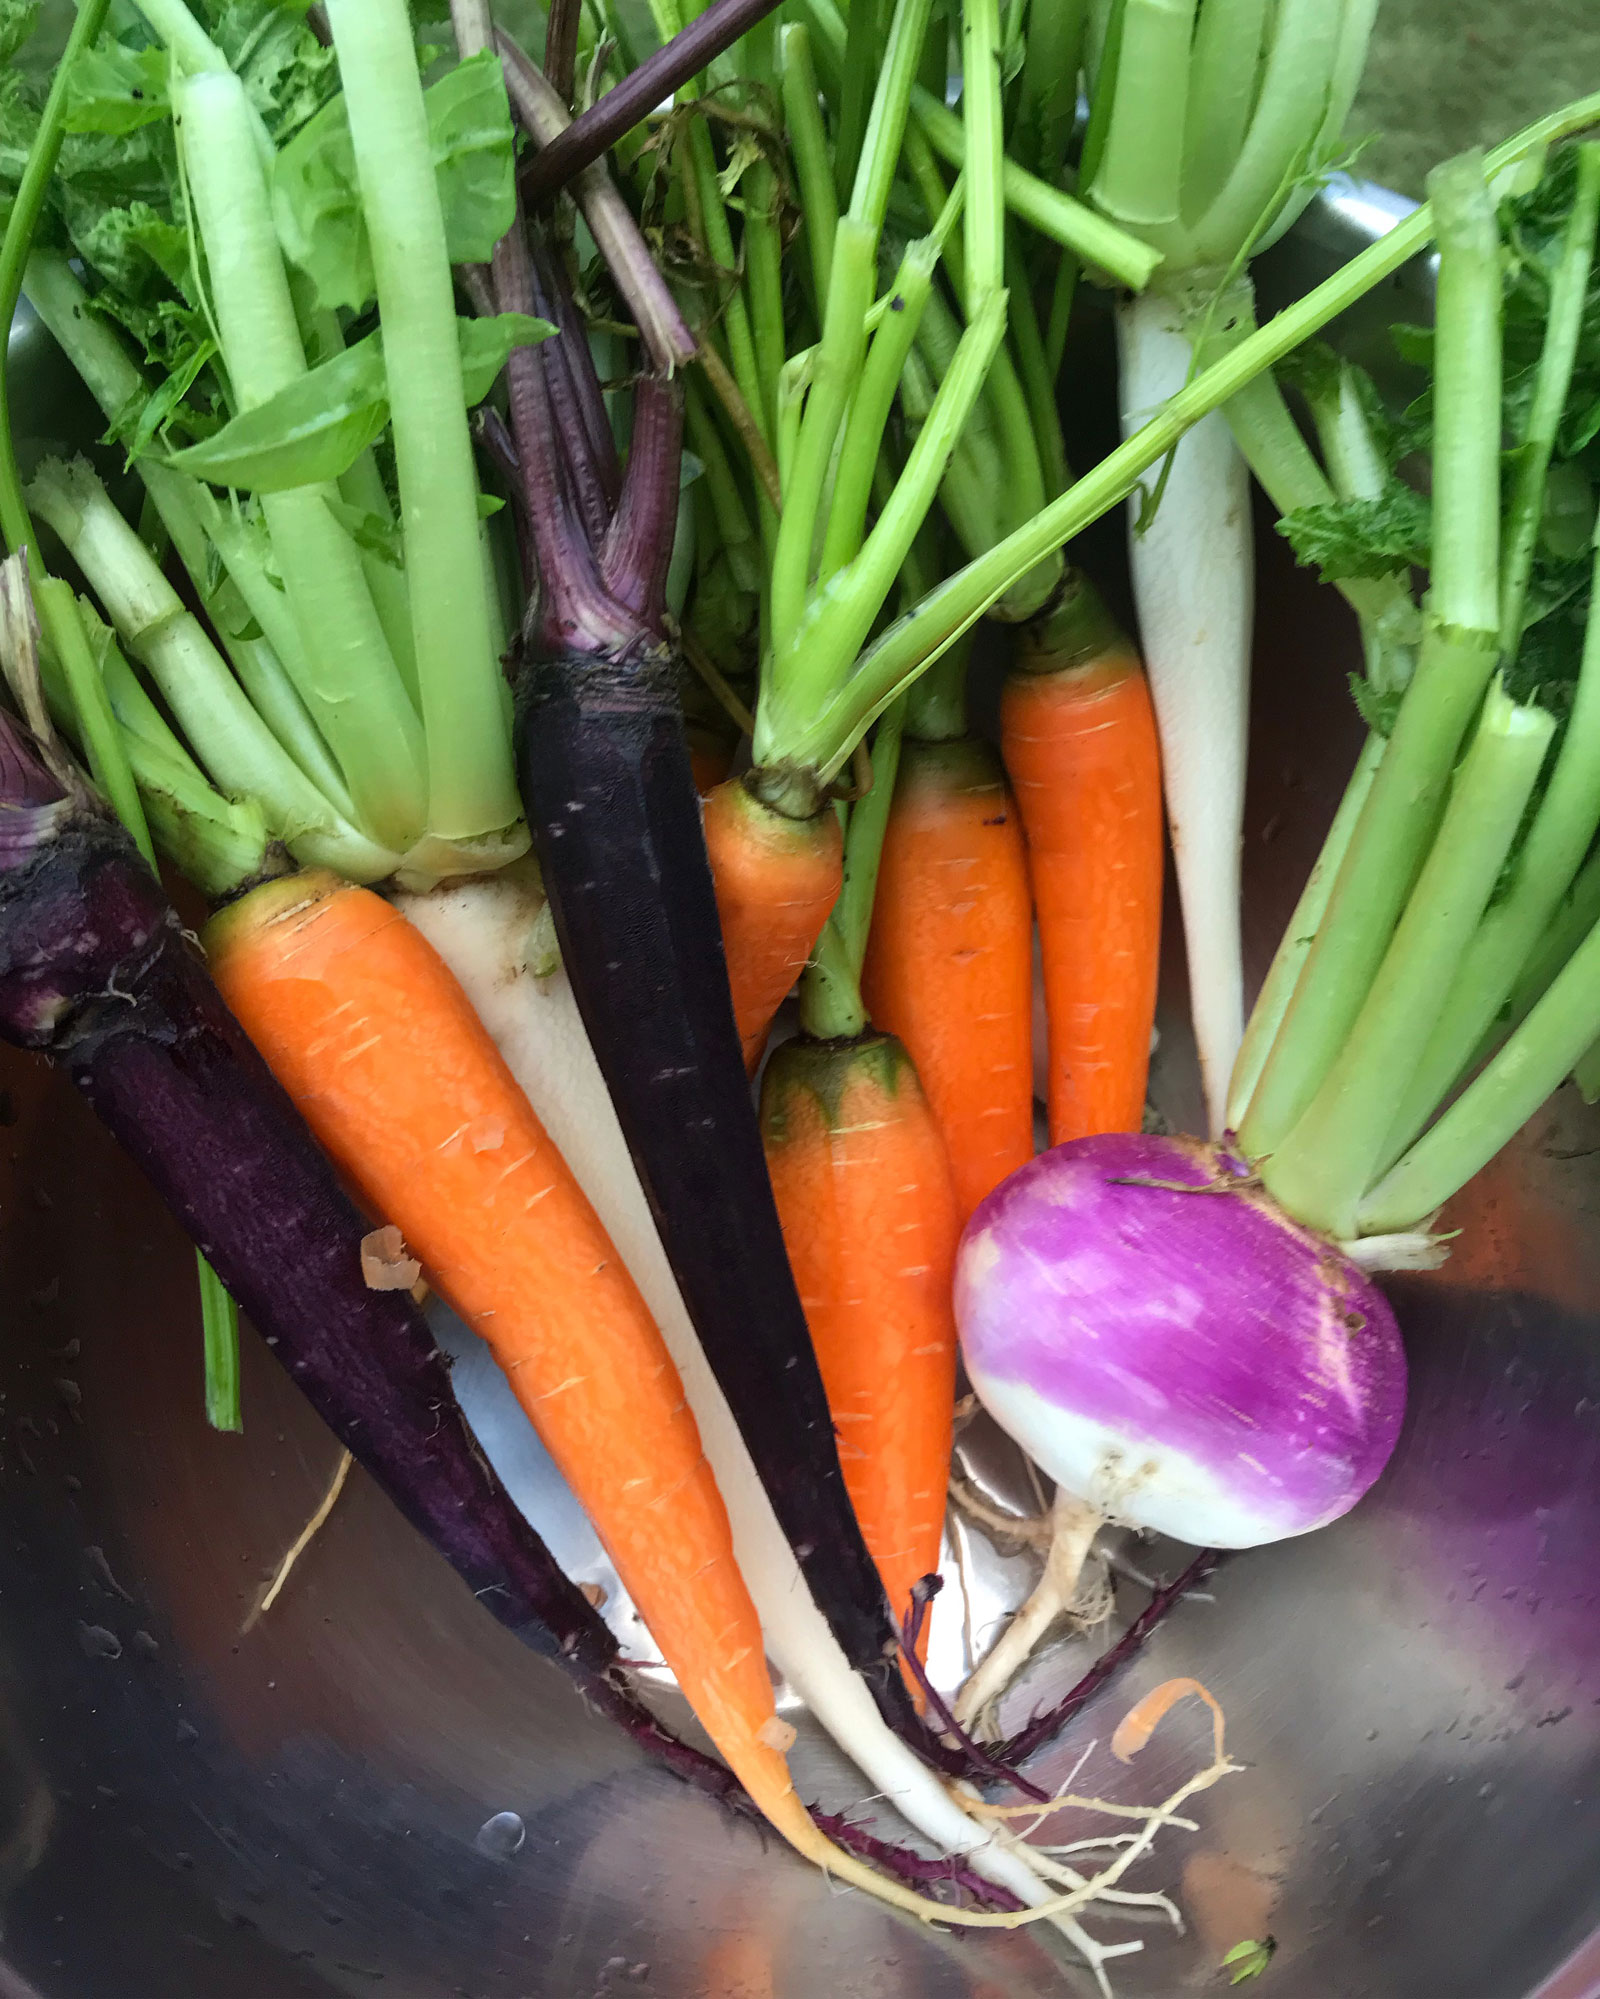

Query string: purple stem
492 212 636 655
899 1578 1050 1802
530 238 621 528
471 406 535 593
519 0 786 203
542 0 580 101
601 371 683 627
998 1550 1224 1768
816 1811 1027 1913
496 29 698 375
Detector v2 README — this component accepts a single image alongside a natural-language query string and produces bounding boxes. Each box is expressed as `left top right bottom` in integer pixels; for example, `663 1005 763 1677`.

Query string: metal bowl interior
1 184 1598 1999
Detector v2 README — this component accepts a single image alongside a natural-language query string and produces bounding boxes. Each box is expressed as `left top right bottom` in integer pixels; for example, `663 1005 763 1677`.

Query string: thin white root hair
953 1490 1106 1733
243 1448 354 1633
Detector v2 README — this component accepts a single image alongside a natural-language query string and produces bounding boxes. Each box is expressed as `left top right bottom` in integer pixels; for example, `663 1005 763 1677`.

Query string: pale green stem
1088 0 1198 236
1181 0 1268 226
1261 684 1555 1235
768 217 877 660
764 90 1600 778
1380 537 1600 1166
1358 894 1600 1233
29 460 398 882
1499 143 1600 656
848 0 934 234
338 451 419 708
758 294 1007 771
1185 0 1345 268
1226 731 1385 1134
176 70 426 851
819 237 937 581
798 697 907 1041
961 0 1006 310
781 23 839 316
323 0 521 845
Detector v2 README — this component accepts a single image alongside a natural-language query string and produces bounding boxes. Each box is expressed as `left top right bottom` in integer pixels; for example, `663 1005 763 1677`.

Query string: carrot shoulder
1001 599 1163 1146
760 1033 959 1661
703 777 842 1072
861 737 1034 1217
205 871 801 1827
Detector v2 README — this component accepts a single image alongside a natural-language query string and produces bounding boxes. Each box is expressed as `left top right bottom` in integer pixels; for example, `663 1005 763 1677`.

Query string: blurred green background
27 1 1600 205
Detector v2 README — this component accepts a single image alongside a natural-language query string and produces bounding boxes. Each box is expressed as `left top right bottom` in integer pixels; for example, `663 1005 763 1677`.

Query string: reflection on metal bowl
0 180 1596 1998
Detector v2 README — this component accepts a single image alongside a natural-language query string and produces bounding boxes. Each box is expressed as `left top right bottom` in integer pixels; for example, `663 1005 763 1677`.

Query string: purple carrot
518 0 786 203
0 711 740 1802
999 1550 1224 1767
817 1811 1026 1913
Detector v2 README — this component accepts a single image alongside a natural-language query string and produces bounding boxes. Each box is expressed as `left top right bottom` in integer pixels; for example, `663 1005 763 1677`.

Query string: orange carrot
759 1032 959 1664
203 872 812 1848
703 777 842 1072
204 871 1041 1927
861 736 1034 1217
1001 583 1163 1146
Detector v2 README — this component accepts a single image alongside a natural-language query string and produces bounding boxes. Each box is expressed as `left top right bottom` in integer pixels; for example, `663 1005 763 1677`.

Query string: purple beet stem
0 731 736 1807
999 1549 1224 1767
518 0 787 202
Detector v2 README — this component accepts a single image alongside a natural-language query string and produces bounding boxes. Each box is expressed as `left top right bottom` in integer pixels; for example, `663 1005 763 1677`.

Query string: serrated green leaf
0 0 39 65
61 41 170 137
210 0 339 145
1278 482 1432 584
162 312 550 490
272 50 516 315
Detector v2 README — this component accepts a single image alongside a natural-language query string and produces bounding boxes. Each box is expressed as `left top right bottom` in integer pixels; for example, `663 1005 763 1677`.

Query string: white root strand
1117 289 1254 1136
953 1489 1104 1733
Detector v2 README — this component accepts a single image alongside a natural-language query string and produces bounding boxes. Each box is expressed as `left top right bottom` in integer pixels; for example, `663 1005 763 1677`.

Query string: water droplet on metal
475 1810 526 1858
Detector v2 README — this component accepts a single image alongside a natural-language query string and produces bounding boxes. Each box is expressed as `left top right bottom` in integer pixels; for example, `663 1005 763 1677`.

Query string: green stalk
1005 232 1070 504
177 70 427 854
28 460 398 882
685 380 762 591
758 294 1007 767
1180 0 1268 226
198 1257 243 1434
1381 535 1600 1164
799 0 1160 290
9 0 241 1425
337 452 419 707
818 237 937 581
905 626 970 741
833 0 887 205
0 0 149 858
1498 847 1600 1050
1221 333 1420 651
798 698 907 1041
1014 0 1089 184
1357 893 1600 1234
961 0 1005 310
1087 0 1198 236
323 0 521 854
780 23 839 315
23 253 353 804
847 0 934 236
764 96 1600 777
767 217 877 658
735 11 785 431
1260 683 1555 1235
1226 732 1384 1133
1499 143 1600 655
1238 153 1506 1155
1185 0 1345 268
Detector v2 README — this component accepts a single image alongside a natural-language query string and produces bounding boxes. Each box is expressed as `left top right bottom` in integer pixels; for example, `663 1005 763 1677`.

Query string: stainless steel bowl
2 182 1597 1999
